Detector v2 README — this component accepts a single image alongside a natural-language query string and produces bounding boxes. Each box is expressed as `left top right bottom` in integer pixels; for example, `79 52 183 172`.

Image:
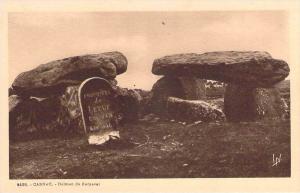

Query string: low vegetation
10 119 290 178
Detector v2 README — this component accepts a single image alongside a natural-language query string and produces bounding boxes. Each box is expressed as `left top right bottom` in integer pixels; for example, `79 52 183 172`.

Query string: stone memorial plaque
78 77 119 145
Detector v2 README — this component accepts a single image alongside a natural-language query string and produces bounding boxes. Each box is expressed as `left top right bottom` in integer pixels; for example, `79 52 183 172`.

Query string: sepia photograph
8 11 291 179
1 1 300 192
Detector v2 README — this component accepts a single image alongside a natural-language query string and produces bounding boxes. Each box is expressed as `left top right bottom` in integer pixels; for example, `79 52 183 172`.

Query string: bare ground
9 119 290 179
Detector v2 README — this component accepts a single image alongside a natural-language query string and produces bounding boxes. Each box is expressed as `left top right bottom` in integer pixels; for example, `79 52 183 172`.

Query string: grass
9 119 290 179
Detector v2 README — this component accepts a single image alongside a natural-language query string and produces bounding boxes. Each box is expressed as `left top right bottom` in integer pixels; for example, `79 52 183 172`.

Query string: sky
8 11 289 90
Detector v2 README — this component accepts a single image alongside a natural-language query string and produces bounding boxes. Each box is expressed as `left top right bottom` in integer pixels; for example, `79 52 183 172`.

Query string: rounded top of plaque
78 77 112 90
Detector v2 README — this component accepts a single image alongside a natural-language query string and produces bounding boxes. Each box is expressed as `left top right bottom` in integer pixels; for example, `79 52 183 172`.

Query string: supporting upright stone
178 77 206 100
151 76 206 115
9 95 68 140
224 84 287 121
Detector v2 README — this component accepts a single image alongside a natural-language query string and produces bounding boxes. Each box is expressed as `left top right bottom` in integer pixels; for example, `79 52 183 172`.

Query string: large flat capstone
11 51 127 97
152 51 289 87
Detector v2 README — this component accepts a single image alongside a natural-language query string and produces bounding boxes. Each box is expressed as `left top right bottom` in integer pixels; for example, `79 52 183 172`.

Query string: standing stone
134 89 153 116
151 76 206 115
78 77 120 145
12 51 127 98
224 84 288 121
60 85 84 133
9 96 68 140
274 80 290 118
151 76 184 115
115 87 142 122
61 86 81 119
178 77 206 99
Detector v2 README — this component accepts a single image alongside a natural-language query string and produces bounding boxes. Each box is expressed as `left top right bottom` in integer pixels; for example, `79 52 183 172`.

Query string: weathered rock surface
205 98 224 111
57 80 119 133
151 76 183 115
134 89 153 116
151 76 206 115
9 96 73 140
9 95 23 113
11 51 127 97
60 85 147 128
224 84 288 121
167 97 225 122
60 85 143 132
115 87 142 122
178 77 206 99
9 97 39 139
60 85 84 133
9 83 152 141
152 51 289 87
274 80 290 118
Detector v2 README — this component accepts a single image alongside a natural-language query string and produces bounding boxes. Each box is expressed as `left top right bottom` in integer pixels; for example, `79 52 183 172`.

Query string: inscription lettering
87 105 111 114
84 90 111 98
79 77 117 134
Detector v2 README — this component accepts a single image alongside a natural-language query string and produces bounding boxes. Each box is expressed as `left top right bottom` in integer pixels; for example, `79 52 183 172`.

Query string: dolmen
9 51 135 140
151 51 290 122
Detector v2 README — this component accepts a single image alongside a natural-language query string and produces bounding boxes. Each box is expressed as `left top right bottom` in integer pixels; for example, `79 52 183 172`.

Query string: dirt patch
9 119 290 179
